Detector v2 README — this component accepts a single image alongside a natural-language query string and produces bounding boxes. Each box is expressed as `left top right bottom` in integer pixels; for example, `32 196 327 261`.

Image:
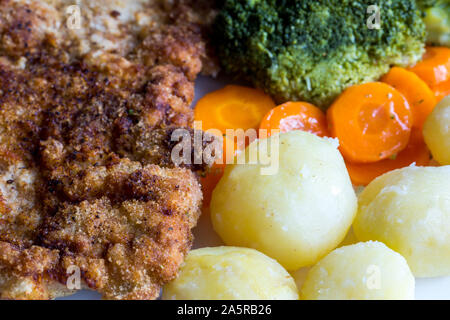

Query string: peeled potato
162 246 298 300
211 131 357 270
423 95 450 165
338 227 358 247
301 241 415 300
354 166 450 277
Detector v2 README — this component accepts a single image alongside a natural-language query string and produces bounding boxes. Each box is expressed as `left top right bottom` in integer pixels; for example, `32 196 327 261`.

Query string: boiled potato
423 95 450 165
354 166 450 277
338 227 358 247
301 241 415 300
162 247 298 300
211 131 357 270
292 227 358 293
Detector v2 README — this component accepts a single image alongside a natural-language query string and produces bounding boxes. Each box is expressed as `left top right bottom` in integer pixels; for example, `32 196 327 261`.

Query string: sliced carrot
194 85 276 133
327 82 412 163
381 67 436 131
259 101 329 137
409 47 450 87
431 79 450 103
346 130 431 186
200 137 239 208
195 85 275 208
200 163 226 208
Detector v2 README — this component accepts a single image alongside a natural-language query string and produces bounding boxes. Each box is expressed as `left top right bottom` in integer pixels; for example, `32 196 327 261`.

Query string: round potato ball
300 241 415 300
354 166 450 277
211 131 357 270
162 246 299 300
423 95 450 165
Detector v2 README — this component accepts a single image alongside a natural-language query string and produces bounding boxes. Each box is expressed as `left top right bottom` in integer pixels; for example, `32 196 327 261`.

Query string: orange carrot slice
346 130 431 186
409 47 450 87
201 163 226 208
259 101 329 137
200 137 239 208
381 67 436 131
327 82 412 163
194 85 275 208
431 79 450 103
194 85 276 133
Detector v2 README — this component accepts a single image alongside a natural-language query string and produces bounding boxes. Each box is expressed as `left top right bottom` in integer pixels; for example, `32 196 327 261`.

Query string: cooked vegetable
346 130 431 186
432 79 450 102
409 47 450 88
259 102 329 137
200 137 239 208
211 131 357 270
381 67 437 130
420 0 450 46
423 95 450 165
194 85 275 133
327 82 412 163
353 166 450 277
338 228 359 248
162 247 299 300
201 163 226 208
214 0 427 109
195 85 273 207
300 242 415 300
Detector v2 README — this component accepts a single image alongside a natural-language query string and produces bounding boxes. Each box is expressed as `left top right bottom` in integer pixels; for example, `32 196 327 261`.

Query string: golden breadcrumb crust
0 0 217 300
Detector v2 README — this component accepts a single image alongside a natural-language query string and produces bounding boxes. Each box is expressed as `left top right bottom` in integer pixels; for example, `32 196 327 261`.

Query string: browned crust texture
0 0 217 300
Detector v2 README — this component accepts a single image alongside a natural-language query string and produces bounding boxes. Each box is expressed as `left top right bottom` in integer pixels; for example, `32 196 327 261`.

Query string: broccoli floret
420 0 449 46
214 0 427 109
416 0 440 9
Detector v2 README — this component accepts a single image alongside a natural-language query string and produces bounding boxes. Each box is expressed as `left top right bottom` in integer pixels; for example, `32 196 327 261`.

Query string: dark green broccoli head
214 0 427 109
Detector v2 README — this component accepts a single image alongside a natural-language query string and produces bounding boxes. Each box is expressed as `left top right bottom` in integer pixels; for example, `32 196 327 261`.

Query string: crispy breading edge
0 0 218 300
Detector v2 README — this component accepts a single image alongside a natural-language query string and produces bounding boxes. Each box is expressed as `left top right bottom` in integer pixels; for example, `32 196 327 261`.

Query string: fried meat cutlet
0 0 217 299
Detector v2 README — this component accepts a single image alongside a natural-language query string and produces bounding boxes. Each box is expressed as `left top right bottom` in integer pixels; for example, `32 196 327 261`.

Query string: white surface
60 75 450 300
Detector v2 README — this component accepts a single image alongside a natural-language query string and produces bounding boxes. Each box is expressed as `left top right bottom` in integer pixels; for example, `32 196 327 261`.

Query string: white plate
60 75 450 300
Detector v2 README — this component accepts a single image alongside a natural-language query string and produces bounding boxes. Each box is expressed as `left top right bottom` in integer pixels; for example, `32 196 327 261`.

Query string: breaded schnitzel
0 0 217 299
